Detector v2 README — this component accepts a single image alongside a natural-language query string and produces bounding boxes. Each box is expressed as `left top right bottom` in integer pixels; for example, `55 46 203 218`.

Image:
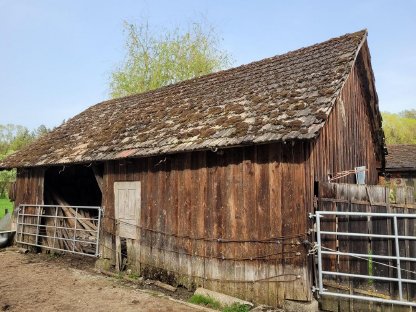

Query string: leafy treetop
109 21 232 98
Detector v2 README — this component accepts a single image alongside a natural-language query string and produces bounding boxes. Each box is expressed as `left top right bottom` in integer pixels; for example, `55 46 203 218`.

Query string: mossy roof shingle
1 30 368 169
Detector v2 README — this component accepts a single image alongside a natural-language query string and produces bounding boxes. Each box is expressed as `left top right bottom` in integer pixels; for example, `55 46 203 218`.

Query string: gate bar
321 250 416 262
316 212 323 294
315 211 416 218
321 271 416 284
393 216 403 300
320 230 416 240
322 292 416 307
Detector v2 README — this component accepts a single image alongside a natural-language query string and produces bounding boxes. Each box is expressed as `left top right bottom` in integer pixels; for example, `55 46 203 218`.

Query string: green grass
222 303 250 312
0 197 13 219
188 294 221 310
189 295 250 312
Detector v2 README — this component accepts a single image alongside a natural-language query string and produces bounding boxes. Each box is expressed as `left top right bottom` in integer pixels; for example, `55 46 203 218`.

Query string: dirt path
0 249 201 312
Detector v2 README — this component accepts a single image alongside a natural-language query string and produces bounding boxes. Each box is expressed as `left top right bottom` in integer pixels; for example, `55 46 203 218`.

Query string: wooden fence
317 182 416 312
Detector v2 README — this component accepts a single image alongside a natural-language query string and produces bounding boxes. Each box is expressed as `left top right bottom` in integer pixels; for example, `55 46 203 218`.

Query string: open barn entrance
44 165 102 208
15 164 103 257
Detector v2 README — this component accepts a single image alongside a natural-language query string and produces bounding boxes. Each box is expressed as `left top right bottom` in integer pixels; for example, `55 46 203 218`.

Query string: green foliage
127 272 140 280
382 111 416 145
188 294 221 310
0 124 49 198
0 197 13 218
109 20 232 98
222 303 250 312
400 109 416 119
188 295 250 312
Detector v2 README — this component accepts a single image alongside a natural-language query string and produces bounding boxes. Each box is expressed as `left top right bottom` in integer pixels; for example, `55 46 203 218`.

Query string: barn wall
311 46 381 186
100 142 313 307
14 167 45 208
14 167 45 247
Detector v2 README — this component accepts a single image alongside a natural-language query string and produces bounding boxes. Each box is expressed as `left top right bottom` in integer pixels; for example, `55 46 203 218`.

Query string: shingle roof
386 145 416 170
1 30 368 169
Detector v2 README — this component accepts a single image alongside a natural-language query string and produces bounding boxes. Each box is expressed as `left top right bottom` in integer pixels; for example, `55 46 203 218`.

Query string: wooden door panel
114 181 141 239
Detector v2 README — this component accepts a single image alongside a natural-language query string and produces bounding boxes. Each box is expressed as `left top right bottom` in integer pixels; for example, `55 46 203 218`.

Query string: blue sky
1 0 415 129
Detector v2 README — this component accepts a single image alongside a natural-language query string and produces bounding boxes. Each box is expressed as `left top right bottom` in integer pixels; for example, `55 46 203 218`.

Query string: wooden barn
0 30 384 307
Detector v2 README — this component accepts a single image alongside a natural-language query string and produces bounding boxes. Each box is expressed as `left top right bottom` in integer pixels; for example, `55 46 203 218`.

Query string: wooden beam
92 165 103 194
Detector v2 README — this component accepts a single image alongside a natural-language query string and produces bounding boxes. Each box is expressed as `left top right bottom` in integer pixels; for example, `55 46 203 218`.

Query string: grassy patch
188 294 221 310
222 303 250 312
189 295 250 312
0 197 13 219
128 272 140 280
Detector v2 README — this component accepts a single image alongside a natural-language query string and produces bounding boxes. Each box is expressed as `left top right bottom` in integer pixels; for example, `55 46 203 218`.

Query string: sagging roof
385 145 416 171
1 30 369 169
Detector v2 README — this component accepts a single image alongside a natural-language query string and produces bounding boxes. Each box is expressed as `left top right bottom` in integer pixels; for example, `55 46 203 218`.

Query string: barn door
114 182 141 239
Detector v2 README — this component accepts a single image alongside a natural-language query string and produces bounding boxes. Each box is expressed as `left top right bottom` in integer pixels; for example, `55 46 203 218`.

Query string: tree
0 124 49 198
382 111 416 145
109 21 232 98
400 109 416 119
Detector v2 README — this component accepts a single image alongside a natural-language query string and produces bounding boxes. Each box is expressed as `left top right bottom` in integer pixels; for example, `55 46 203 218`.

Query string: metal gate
16 204 102 257
313 210 416 307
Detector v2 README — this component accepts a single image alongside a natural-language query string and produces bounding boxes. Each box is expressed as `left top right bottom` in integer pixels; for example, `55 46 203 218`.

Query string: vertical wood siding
14 168 45 208
14 168 45 248
311 48 381 186
101 142 312 307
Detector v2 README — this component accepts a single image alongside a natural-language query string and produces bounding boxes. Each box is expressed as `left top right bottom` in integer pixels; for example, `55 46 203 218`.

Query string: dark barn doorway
44 165 102 208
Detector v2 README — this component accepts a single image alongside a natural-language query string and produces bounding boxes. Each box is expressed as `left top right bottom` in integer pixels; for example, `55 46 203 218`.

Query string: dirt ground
0 249 204 312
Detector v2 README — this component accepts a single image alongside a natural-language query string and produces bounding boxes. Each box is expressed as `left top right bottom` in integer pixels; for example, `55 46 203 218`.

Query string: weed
368 249 374 286
128 272 140 280
222 303 250 312
188 294 221 310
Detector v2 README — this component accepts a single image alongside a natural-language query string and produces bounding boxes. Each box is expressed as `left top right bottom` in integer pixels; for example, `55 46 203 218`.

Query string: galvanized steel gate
16 204 102 257
313 210 416 307
311 182 416 308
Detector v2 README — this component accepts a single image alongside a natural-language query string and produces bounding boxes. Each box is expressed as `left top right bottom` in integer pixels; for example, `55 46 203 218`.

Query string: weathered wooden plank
204 150 218 293
254 144 270 304
234 148 247 301
192 151 206 289
224 150 236 298
166 155 179 283
268 143 284 307
243 146 255 302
